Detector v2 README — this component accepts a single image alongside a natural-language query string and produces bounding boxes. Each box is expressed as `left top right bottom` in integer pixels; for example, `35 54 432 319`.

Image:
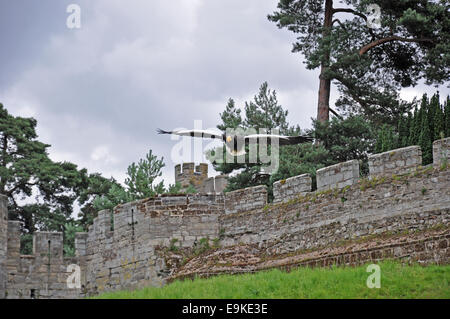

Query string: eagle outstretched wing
157 128 225 141
157 129 314 156
244 134 314 146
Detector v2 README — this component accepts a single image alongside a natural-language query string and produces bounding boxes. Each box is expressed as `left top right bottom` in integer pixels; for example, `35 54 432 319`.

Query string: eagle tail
157 128 171 134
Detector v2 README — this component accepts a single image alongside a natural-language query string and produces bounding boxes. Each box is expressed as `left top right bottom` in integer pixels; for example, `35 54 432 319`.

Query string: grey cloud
1 0 448 190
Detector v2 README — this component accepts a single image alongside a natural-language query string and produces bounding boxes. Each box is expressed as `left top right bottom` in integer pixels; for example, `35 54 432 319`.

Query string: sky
1 0 448 189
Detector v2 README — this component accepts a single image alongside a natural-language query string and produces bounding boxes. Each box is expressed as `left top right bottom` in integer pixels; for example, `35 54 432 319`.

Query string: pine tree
398 117 409 148
428 92 438 140
445 96 450 137
419 108 433 165
404 112 412 147
217 98 243 132
375 129 383 153
409 103 421 145
269 1 449 124
434 98 445 141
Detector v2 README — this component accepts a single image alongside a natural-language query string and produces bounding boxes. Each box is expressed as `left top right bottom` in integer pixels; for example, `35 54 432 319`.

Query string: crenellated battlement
0 216 83 299
175 162 208 191
1 138 449 298
273 174 312 204
174 162 228 193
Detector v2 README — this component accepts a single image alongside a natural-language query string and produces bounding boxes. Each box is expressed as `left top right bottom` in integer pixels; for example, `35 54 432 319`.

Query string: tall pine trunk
317 0 333 123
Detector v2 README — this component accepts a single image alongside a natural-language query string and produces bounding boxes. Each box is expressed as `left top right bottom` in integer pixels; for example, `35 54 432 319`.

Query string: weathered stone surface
175 163 208 192
214 175 228 193
169 229 450 281
368 145 422 177
175 162 228 193
273 174 311 203
203 177 215 193
433 137 450 168
224 185 267 214
317 160 359 191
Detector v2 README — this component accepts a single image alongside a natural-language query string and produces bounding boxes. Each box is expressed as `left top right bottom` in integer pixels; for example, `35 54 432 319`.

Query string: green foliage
92 149 167 212
169 238 179 252
167 182 183 194
209 82 302 197
0 103 179 250
77 173 123 228
244 82 289 134
184 184 198 194
193 237 210 256
211 85 377 197
92 184 132 212
268 0 449 124
376 125 396 153
63 221 84 257
0 103 107 254
445 96 450 137
20 233 33 255
125 149 165 200
94 261 450 299
313 115 376 163
374 93 450 165
217 98 243 132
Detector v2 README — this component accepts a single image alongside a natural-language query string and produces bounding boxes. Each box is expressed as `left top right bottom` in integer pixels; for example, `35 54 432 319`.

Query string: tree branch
329 107 343 120
332 7 375 39
359 36 434 55
332 18 345 28
333 8 368 22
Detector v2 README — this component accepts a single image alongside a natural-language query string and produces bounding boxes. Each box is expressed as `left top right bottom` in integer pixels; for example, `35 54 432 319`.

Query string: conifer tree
428 92 440 141
419 107 432 165
269 0 449 124
445 96 450 137
434 98 445 141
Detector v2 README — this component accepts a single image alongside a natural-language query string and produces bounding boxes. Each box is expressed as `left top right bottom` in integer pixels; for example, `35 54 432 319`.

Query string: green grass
93 261 450 299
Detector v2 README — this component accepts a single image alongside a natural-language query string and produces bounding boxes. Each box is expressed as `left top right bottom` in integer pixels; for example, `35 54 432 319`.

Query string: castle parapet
214 175 228 193
368 145 422 177
75 232 88 257
33 232 64 261
91 209 112 239
433 137 450 168
203 177 215 193
316 160 359 191
225 185 267 214
175 162 209 192
273 173 312 203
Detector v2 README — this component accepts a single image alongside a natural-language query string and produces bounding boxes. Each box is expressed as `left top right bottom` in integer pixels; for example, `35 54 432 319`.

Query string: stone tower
174 163 209 192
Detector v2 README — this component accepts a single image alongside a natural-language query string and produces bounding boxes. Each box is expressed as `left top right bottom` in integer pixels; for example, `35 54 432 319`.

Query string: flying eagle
157 128 314 156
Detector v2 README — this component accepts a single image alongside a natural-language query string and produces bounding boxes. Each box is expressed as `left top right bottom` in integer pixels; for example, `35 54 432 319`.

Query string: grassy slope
94 261 450 299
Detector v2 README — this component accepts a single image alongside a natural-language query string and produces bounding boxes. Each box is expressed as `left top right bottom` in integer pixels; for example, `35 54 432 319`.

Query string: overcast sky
1 0 448 188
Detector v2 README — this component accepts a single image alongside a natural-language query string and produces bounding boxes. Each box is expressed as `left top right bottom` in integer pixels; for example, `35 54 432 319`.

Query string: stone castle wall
78 193 224 295
224 185 268 215
0 138 449 298
368 145 422 177
3 220 82 299
273 174 312 204
175 162 228 193
433 137 450 168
